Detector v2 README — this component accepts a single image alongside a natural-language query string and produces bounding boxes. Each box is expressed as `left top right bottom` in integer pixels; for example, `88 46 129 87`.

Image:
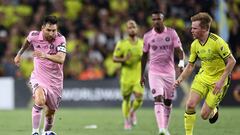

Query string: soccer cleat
124 119 132 130
159 129 165 135
32 132 39 135
130 111 137 126
42 131 57 135
209 106 219 124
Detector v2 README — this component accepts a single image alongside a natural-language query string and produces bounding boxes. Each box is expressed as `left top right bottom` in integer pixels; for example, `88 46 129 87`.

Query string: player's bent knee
135 94 143 101
164 99 172 106
134 92 143 99
154 95 164 102
35 98 45 106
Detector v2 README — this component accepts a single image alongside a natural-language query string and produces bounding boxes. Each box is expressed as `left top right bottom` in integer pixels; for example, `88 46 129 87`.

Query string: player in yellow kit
174 12 236 135
113 20 144 130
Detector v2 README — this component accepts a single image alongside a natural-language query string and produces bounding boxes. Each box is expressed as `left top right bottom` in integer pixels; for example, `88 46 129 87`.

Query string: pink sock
163 105 172 128
32 104 43 129
154 102 165 129
44 116 54 131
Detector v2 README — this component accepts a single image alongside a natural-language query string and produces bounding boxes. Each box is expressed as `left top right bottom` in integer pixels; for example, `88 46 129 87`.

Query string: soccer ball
43 131 57 135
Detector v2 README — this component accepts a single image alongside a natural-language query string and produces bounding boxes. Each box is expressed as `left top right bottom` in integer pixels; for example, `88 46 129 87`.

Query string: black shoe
209 106 219 124
32 132 39 135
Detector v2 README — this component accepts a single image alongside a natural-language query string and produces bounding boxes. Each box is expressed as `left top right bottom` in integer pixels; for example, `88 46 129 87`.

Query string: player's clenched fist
14 55 21 67
174 78 182 88
33 51 47 59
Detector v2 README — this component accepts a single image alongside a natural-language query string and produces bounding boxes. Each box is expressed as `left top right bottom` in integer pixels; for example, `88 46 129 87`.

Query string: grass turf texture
0 107 239 135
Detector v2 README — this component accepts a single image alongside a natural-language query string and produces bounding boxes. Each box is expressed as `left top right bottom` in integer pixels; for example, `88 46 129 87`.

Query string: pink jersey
27 31 66 96
143 27 182 76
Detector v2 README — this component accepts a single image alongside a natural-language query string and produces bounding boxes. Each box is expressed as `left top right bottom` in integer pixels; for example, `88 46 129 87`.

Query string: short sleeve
143 34 149 53
113 41 123 57
216 38 231 59
172 30 182 48
27 31 39 43
57 37 67 53
189 43 197 63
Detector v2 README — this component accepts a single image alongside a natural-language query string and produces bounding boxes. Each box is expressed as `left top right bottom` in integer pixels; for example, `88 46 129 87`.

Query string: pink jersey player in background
140 10 185 135
14 15 67 135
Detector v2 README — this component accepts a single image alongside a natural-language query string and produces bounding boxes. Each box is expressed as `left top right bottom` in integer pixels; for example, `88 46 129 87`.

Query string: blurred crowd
0 0 239 80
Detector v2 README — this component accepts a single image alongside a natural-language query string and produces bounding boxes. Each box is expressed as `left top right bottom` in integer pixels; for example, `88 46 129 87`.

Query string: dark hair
43 15 58 25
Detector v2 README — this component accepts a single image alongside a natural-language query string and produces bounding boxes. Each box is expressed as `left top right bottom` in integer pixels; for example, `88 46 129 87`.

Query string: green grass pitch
0 107 239 135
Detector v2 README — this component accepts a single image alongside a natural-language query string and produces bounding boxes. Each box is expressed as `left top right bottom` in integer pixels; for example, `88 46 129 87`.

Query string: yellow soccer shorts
120 82 144 97
191 75 229 109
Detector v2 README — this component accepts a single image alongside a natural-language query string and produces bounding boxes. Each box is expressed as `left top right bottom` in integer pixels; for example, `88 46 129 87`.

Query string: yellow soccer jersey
113 38 143 84
189 33 231 85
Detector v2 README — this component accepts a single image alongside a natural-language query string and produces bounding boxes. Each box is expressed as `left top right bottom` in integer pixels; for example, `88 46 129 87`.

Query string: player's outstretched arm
174 62 195 88
14 39 30 66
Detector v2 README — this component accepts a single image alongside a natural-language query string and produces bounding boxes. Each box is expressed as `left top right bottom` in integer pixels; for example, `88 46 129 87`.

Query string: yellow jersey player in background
174 12 236 135
113 20 144 130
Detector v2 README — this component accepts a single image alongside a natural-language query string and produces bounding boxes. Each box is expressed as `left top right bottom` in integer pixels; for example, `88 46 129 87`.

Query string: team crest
165 37 170 42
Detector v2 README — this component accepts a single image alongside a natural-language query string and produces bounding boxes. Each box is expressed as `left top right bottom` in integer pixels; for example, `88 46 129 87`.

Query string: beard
129 33 136 37
46 36 55 42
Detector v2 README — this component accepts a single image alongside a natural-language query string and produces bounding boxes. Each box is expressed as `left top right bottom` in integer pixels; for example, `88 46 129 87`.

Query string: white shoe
159 128 170 135
42 131 57 135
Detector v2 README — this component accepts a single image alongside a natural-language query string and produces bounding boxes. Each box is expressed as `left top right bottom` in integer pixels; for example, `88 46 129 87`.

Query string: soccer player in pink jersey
140 11 185 135
14 15 66 135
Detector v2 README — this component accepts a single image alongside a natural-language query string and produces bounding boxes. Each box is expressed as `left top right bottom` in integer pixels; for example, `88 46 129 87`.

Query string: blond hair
191 12 212 30
127 20 137 27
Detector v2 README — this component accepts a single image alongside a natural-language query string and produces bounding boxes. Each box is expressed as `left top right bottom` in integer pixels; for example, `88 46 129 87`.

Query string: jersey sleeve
189 42 197 63
26 31 39 43
216 38 231 59
143 34 149 53
172 30 182 48
57 36 67 53
113 41 123 57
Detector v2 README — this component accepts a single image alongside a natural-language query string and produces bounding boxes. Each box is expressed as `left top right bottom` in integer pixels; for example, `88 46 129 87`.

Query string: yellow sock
184 112 196 135
132 99 143 111
122 99 131 118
